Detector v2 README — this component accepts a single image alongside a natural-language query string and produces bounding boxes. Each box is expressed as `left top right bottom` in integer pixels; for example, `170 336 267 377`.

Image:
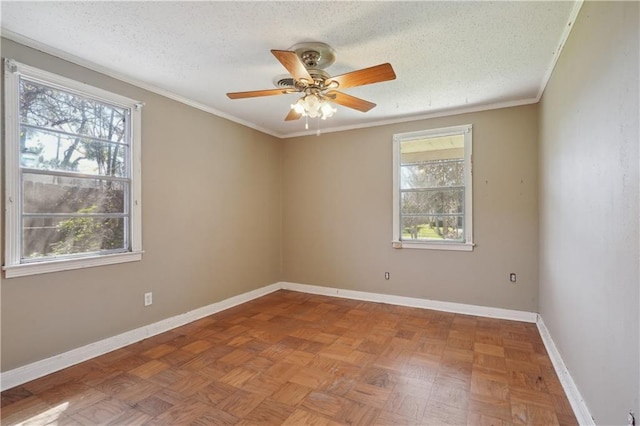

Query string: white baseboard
6 276 587 426
0 281 536 391
279 281 538 323
0 283 281 391
536 316 594 425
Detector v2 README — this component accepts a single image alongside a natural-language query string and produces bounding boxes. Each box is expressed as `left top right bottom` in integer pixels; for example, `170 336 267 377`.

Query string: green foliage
402 223 459 240
50 205 124 255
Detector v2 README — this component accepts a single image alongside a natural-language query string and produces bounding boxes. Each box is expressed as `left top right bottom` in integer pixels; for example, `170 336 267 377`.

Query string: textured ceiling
1 1 580 138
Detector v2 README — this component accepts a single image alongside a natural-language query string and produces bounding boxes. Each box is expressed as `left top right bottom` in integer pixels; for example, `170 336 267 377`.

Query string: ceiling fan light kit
292 94 337 119
226 42 396 131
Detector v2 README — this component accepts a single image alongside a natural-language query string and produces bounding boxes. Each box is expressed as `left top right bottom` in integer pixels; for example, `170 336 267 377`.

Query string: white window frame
3 59 143 278
392 124 473 251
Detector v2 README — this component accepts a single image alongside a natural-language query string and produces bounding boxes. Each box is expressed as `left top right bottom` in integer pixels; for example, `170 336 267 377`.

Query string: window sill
3 251 144 278
392 241 474 252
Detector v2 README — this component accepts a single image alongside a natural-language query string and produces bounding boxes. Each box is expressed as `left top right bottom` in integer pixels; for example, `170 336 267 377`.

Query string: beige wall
283 105 539 312
1 36 541 374
3 7 638 421
539 2 639 423
1 39 283 371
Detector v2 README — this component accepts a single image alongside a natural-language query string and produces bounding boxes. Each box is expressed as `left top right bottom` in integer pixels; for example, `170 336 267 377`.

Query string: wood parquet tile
1 290 578 425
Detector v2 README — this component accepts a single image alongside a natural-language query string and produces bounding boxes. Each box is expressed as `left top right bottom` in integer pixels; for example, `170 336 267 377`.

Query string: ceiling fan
226 42 396 123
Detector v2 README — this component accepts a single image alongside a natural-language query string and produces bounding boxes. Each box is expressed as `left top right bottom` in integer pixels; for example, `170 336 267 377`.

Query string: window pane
23 173 125 214
401 163 440 189
400 161 464 189
393 125 471 248
21 126 126 177
400 215 464 241
3 61 142 274
23 217 126 260
20 79 127 143
401 189 463 215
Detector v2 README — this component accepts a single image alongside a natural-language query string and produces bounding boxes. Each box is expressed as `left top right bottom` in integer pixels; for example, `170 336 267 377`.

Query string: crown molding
1 1 583 140
0 29 284 139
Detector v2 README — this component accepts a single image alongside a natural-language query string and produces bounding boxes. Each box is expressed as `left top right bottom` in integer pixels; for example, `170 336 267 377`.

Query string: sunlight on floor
17 402 68 426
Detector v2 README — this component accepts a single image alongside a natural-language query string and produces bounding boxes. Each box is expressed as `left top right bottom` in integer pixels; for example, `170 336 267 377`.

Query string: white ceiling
1 1 580 138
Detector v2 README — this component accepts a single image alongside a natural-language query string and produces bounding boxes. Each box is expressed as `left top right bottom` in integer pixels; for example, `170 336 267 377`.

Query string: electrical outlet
144 292 153 306
509 273 517 283
384 272 390 280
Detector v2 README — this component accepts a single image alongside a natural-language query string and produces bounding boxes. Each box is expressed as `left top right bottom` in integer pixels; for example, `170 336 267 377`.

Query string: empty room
1 1 638 425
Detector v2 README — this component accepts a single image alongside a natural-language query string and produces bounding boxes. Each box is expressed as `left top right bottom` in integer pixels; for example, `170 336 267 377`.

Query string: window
3 59 143 277
392 124 473 251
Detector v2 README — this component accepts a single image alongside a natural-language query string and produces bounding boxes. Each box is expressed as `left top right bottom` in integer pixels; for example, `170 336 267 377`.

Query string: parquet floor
1 290 577 425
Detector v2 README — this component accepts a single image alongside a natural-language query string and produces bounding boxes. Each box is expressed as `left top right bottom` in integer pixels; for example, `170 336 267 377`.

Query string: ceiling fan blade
326 90 376 112
285 109 302 121
327 63 396 90
227 88 291 99
271 50 313 84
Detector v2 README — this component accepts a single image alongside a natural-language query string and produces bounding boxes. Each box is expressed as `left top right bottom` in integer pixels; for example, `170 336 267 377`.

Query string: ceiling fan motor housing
273 43 337 90
289 42 336 70
275 69 331 90
302 50 321 68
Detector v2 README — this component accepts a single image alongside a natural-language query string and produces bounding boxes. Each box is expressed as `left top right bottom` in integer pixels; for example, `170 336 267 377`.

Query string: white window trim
392 124 474 251
3 59 143 278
